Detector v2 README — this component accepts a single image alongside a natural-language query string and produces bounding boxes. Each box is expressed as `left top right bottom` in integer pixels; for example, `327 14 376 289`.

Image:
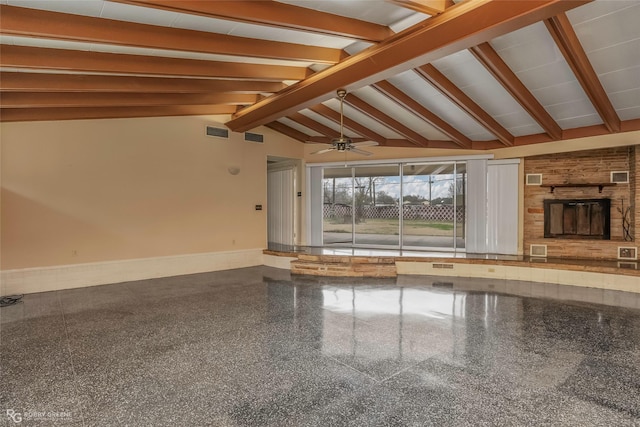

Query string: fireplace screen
544 198 610 239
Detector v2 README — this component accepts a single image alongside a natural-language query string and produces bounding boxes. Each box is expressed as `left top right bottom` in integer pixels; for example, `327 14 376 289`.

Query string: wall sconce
227 166 240 176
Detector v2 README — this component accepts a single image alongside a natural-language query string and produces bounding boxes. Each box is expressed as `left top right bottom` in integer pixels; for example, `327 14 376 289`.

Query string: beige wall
3 117 638 272
1 115 303 270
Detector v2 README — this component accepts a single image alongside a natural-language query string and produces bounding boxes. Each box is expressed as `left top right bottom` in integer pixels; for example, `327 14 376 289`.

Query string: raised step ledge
291 259 396 278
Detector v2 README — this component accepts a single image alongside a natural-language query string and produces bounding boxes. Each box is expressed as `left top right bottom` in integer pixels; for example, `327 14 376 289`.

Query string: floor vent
245 132 264 143
432 263 454 269
206 126 229 139
530 244 547 257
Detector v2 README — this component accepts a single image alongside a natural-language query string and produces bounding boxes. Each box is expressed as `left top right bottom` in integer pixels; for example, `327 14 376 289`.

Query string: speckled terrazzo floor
1 267 639 426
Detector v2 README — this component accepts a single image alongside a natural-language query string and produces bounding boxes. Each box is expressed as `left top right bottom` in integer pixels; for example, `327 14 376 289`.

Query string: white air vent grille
245 132 264 143
432 263 454 269
530 244 547 257
610 171 629 183
526 174 542 185
618 246 637 260
206 126 229 139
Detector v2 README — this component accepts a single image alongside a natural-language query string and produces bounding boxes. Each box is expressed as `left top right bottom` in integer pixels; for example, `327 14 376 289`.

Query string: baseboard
1 249 264 295
395 261 639 293
263 253 297 270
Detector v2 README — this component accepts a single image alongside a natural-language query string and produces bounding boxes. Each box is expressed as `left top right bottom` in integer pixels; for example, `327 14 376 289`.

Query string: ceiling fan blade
348 147 373 156
350 140 379 147
311 148 336 155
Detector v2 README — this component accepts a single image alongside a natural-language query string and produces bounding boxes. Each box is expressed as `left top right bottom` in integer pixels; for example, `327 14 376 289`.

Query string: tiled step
291 255 397 278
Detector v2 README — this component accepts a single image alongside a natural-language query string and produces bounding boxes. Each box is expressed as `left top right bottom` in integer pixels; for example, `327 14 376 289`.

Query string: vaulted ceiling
1 0 639 150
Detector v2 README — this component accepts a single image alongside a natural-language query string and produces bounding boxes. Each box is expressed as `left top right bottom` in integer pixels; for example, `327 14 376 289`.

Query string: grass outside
323 218 463 237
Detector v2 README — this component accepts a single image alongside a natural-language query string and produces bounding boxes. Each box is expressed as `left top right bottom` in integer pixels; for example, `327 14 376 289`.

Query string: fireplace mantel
540 183 616 193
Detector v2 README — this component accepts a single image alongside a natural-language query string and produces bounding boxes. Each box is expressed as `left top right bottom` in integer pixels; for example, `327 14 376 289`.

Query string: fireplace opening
544 198 610 239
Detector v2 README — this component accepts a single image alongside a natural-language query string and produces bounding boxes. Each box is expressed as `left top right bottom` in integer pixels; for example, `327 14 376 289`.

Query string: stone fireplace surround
524 145 638 260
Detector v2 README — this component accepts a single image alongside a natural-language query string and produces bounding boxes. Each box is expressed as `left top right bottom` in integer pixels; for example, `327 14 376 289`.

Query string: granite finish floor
1 266 640 426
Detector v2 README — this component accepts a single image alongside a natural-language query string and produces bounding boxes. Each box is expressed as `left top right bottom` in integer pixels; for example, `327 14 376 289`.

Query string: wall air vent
432 263 454 269
530 244 547 257
206 126 229 139
618 246 637 260
526 174 542 185
610 171 629 183
245 132 264 143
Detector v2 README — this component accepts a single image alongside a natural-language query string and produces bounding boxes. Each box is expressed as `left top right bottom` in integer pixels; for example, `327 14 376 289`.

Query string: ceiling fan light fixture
309 89 378 156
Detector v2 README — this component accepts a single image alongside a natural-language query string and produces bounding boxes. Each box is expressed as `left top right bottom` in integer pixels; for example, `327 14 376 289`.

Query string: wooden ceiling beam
0 72 286 93
112 0 393 43
469 42 563 140
0 45 310 81
0 5 343 64
225 0 589 132
371 80 471 148
415 64 514 146
1 92 258 108
1 105 237 122
287 113 341 138
386 0 455 15
264 121 310 143
345 94 430 147
545 13 621 133
309 104 388 145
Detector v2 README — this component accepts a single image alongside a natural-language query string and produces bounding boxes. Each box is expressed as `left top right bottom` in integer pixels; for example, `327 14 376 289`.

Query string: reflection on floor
2 266 639 425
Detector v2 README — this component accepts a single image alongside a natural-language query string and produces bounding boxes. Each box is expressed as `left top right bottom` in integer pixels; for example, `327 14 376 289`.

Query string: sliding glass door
323 168 354 245
321 162 466 250
354 165 401 246
401 163 465 250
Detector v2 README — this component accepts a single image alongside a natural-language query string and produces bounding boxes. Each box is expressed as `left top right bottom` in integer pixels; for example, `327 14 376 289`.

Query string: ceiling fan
310 89 379 156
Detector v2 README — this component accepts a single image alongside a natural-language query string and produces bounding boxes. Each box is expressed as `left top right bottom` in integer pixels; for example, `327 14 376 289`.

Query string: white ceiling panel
390 12 430 33
556 113 604 130
509 123 548 137
169 11 243 35
351 86 449 141
531 81 592 108
276 0 415 26
490 22 562 72
225 20 354 48
432 50 541 134
617 106 640 121
599 65 640 94
568 0 640 122
387 71 495 141
609 89 640 120
298 110 358 138
585 38 640 76
1 35 312 67
490 21 602 130
545 99 603 122
567 0 639 29
6 0 104 17
277 118 322 137
100 1 178 26
323 99 404 139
